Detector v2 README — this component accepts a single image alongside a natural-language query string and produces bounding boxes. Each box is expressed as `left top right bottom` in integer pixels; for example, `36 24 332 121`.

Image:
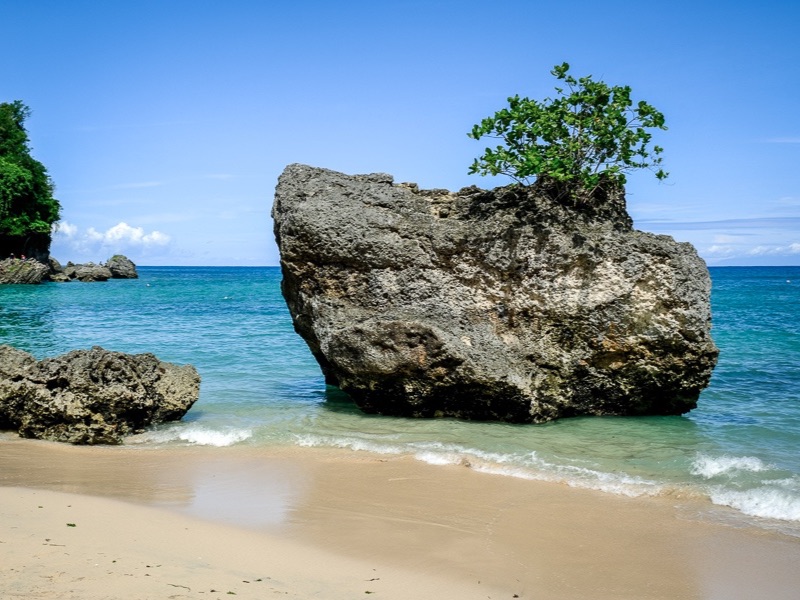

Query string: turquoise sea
1 266 799 533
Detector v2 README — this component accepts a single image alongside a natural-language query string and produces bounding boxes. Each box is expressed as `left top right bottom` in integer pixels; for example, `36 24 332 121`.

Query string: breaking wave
691 454 770 478
294 434 663 498
132 424 253 447
708 484 800 521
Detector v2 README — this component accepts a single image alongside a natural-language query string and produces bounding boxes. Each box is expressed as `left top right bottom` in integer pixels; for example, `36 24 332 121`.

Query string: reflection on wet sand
2 434 800 599
0 434 309 530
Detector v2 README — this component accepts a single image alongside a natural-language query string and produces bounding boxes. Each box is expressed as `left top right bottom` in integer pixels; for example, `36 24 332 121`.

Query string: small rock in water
0 345 200 444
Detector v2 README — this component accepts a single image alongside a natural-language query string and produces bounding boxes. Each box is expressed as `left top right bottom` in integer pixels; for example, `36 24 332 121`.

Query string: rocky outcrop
0 254 139 284
0 345 200 444
48 255 64 275
52 255 138 282
0 258 50 284
105 254 138 279
272 164 719 423
63 261 113 282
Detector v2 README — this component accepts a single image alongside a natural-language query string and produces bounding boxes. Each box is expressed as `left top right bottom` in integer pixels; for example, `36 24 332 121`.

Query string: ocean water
1 266 799 532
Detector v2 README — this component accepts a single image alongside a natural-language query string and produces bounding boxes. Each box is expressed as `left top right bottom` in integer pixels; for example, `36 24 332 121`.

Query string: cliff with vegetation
0 101 60 262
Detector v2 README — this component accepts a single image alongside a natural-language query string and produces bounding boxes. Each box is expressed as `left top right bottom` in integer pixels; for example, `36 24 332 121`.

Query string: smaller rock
48 256 64 274
49 272 70 282
0 345 200 444
63 262 113 282
105 254 138 279
0 258 49 284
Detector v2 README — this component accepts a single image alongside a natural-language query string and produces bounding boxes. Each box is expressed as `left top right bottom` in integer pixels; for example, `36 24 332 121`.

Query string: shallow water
1 265 799 532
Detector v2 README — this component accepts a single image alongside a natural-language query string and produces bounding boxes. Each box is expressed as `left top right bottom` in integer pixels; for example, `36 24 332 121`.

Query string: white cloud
52 221 171 260
747 243 800 256
706 245 736 256
700 240 800 265
53 221 78 237
84 222 170 247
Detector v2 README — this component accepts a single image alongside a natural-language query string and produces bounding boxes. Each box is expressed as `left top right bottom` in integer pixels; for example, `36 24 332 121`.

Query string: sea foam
134 425 252 447
691 454 770 479
295 435 661 497
708 485 800 522
294 434 406 455
174 427 252 447
407 441 662 497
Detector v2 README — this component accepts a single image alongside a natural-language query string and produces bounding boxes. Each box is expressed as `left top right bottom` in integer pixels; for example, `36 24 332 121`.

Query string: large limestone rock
0 345 200 444
272 164 719 423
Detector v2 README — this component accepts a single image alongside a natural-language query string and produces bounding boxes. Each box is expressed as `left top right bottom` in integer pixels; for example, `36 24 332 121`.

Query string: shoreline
1 486 487 600
2 437 800 599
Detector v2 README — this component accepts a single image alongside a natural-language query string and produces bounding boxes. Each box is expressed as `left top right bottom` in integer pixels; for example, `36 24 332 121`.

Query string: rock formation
61 261 113 282
56 254 138 282
0 345 200 444
1 254 139 284
105 254 139 279
273 164 719 423
0 257 50 284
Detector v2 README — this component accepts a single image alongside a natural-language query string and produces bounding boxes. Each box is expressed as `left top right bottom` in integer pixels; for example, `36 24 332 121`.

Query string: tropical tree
468 63 668 196
0 101 60 244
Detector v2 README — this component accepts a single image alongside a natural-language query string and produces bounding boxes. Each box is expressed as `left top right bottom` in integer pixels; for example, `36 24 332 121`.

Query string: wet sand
1 435 799 599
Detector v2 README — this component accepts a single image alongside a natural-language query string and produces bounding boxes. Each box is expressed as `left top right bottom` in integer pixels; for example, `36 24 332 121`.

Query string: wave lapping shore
3 438 800 599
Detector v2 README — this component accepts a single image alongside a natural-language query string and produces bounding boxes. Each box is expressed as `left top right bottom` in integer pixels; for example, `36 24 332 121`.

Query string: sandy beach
2 436 799 599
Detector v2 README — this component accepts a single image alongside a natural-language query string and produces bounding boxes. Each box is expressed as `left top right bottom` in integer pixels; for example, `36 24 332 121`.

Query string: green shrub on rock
468 63 668 197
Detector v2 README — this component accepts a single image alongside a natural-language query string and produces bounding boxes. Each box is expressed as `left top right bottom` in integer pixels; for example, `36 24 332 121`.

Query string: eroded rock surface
0 258 50 284
63 261 113 282
105 254 139 279
0 345 200 444
1 254 139 284
273 164 719 423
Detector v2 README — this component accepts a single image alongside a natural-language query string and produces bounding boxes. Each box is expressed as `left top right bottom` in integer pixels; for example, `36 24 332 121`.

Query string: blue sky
3 1 798 266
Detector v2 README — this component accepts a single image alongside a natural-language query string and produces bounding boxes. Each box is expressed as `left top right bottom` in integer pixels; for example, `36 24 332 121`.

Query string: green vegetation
0 101 60 239
468 63 668 195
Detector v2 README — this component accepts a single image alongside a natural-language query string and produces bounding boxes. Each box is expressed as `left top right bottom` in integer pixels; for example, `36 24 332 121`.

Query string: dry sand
1 435 799 599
